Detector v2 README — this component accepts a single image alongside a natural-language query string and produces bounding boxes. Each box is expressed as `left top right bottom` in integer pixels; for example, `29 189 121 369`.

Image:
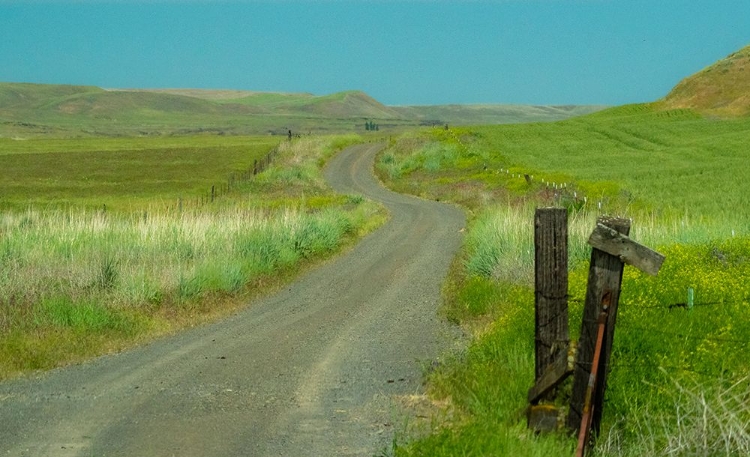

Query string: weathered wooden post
527 208 571 431
569 217 665 456
534 208 569 385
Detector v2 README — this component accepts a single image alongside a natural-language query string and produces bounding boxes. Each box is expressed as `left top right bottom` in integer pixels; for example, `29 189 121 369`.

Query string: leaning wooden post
534 208 569 387
568 217 630 435
568 217 665 453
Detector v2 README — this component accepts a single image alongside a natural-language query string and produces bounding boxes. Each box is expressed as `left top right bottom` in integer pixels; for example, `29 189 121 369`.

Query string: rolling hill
659 44 750 117
0 82 605 137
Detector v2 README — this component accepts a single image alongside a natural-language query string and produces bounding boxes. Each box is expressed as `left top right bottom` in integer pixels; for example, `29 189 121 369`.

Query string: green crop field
473 105 750 220
0 136 277 210
378 106 750 456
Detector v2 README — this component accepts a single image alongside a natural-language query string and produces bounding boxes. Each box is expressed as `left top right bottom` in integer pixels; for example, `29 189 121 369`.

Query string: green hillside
0 83 408 137
289 91 404 119
0 82 104 108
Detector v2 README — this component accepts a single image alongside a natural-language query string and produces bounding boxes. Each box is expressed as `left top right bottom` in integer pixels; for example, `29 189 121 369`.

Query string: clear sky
1 1 749 106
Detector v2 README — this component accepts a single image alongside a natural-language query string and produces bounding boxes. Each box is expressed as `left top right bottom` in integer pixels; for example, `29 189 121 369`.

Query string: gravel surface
0 143 465 457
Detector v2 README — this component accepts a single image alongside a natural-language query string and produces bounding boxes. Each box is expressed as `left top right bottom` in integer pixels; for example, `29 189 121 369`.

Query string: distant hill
128 88 267 101
136 89 604 122
392 104 606 125
224 90 404 119
659 44 750 117
131 88 402 118
0 82 604 137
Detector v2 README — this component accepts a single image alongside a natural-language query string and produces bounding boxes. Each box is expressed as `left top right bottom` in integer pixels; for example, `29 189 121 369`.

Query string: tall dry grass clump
0 206 357 310
597 375 750 457
463 203 740 286
0 203 367 361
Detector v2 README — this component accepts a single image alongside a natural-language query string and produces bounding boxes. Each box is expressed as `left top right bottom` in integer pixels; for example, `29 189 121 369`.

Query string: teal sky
1 1 749 106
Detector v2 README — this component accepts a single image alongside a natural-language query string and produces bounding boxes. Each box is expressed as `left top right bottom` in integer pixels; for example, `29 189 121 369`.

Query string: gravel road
0 143 465 457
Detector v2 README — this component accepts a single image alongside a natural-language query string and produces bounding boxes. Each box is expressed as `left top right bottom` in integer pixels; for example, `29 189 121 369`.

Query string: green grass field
378 106 750 456
473 104 750 220
0 136 277 210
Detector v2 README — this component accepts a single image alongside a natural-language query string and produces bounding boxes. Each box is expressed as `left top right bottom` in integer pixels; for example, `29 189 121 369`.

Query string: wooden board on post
588 223 665 276
528 348 571 404
567 216 630 435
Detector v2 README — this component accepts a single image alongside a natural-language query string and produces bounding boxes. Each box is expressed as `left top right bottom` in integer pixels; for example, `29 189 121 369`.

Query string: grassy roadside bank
0 135 386 380
378 108 750 456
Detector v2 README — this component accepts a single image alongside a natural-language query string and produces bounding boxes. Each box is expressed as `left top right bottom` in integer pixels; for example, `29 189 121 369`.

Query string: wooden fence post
567 217 630 435
534 208 569 385
527 208 571 432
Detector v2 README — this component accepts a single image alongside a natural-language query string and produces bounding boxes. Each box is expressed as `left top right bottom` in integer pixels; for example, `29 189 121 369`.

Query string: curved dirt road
0 143 465 457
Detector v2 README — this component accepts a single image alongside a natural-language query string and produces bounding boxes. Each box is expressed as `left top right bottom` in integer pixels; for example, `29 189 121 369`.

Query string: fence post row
177 145 281 210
